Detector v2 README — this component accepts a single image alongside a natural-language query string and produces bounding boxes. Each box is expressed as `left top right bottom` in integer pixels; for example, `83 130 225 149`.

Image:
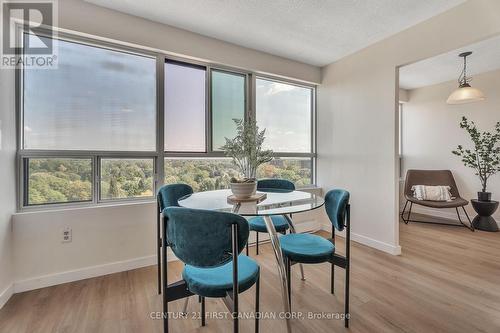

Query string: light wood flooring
1 216 500 333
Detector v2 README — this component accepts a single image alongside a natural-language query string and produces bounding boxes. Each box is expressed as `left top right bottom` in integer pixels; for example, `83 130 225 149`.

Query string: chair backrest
404 170 461 198
257 178 295 192
325 189 350 232
163 207 249 268
157 184 193 211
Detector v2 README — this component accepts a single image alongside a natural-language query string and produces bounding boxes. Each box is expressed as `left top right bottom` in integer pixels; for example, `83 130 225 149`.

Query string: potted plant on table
221 118 273 198
452 116 500 201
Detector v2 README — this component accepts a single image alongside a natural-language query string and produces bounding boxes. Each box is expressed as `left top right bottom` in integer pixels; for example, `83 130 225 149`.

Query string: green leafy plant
452 116 500 192
221 118 273 180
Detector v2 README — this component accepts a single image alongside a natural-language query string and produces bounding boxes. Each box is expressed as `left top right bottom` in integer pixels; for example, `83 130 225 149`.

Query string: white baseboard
13 253 177 294
321 223 402 255
0 283 14 310
351 232 402 255
12 221 321 294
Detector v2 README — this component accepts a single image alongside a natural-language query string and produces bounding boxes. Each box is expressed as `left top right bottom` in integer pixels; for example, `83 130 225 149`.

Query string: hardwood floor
1 218 500 333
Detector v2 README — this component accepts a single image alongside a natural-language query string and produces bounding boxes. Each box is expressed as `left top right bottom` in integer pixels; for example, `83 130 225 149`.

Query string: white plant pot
230 182 257 199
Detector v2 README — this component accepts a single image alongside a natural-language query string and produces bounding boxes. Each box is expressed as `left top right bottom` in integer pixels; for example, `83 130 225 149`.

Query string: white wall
11 190 321 293
0 67 16 308
401 69 500 222
12 202 157 292
58 0 320 84
318 0 500 255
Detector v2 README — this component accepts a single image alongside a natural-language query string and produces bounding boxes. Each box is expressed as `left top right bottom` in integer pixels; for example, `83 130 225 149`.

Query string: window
25 158 92 206
18 32 316 209
164 158 240 192
23 35 157 151
257 158 313 187
165 61 206 152
211 70 246 150
100 158 154 200
256 78 312 153
254 78 315 185
20 33 157 208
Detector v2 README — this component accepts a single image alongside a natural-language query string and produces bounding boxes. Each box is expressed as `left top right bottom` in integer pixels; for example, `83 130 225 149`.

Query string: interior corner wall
0 67 16 308
317 0 500 255
401 69 500 223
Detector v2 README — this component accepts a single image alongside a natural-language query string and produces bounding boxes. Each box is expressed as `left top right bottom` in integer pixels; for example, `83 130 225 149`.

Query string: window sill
15 186 321 215
15 199 156 215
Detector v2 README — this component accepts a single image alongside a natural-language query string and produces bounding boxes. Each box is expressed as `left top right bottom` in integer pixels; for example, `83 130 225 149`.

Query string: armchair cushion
406 195 468 208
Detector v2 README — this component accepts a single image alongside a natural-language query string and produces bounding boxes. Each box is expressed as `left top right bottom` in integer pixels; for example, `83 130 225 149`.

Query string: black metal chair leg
345 204 350 328
345 267 349 328
401 200 409 224
462 206 474 231
158 242 161 295
201 296 206 326
407 202 413 223
162 222 168 333
158 246 161 295
232 224 239 333
256 232 259 255
163 291 168 333
246 242 249 256
157 208 162 295
233 295 239 333
286 257 291 307
401 200 413 224
255 276 260 333
330 263 334 294
456 207 474 231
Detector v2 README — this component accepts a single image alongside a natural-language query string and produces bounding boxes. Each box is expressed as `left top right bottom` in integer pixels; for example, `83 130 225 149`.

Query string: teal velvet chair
280 189 351 327
156 184 193 294
162 207 260 333
246 179 295 256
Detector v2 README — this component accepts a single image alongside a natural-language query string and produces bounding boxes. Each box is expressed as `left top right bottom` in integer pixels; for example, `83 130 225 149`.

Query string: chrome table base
263 215 292 333
232 203 292 333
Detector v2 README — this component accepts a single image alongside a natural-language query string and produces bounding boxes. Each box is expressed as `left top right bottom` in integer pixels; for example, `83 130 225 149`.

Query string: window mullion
94 155 100 204
207 66 213 153
249 73 256 122
156 55 165 191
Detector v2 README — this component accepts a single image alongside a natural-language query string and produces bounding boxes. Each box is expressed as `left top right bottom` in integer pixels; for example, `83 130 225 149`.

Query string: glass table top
178 189 325 216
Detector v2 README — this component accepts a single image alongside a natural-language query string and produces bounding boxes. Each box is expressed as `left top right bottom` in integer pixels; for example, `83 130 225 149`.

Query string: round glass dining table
178 189 325 332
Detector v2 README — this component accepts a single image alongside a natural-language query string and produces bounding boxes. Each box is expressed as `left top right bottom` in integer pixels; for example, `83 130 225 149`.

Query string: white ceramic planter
230 182 257 199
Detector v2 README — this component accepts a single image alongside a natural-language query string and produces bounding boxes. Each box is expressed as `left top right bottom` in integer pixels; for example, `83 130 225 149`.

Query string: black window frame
16 29 317 211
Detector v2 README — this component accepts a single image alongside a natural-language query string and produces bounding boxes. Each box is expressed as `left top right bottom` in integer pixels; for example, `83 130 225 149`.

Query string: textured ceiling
85 0 465 66
400 35 500 90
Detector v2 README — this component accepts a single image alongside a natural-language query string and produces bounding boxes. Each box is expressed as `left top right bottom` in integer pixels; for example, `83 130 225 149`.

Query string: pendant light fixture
446 51 486 105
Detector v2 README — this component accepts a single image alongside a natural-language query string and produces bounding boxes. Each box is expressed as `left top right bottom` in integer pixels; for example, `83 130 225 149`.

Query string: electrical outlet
62 227 72 243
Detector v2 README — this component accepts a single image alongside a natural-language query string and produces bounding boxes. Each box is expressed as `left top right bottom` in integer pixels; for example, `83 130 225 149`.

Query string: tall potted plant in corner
452 116 500 201
221 118 273 198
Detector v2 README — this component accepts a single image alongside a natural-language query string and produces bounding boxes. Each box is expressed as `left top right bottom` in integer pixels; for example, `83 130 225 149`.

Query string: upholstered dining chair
279 189 351 328
162 207 260 333
246 179 294 256
157 184 193 294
